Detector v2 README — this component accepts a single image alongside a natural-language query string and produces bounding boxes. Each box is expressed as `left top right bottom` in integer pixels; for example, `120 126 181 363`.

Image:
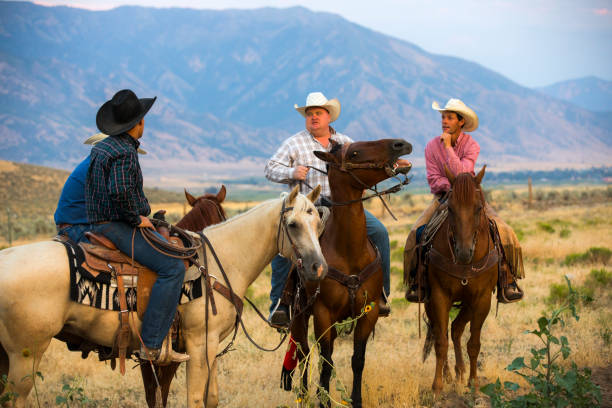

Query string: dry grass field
2 185 611 407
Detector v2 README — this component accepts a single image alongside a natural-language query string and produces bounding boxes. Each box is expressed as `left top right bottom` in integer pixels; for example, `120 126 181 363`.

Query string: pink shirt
425 132 480 195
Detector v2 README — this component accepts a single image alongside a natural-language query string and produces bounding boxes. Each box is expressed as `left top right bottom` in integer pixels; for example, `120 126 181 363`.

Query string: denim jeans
269 209 390 313
57 223 92 243
91 222 186 349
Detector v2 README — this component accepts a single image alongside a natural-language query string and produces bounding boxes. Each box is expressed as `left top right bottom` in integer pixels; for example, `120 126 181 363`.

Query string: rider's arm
445 137 480 175
264 139 296 184
426 143 451 195
108 151 143 227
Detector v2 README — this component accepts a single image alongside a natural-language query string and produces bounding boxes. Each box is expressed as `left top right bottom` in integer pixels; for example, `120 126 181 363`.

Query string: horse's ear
444 164 456 186
185 189 197 206
307 185 321 203
217 185 227 203
475 165 486 185
314 151 337 163
287 185 300 205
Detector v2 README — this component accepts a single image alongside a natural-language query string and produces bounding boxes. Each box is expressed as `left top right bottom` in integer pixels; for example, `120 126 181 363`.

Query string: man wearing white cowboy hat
264 91 411 326
54 133 147 243
403 98 524 303
85 89 190 364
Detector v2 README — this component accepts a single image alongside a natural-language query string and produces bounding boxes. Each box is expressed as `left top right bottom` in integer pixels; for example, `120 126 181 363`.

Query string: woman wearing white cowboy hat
264 91 411 326
403 98 524 303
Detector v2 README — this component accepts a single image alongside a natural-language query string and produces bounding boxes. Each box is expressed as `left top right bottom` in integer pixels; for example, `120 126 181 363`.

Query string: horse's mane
452 173 484 204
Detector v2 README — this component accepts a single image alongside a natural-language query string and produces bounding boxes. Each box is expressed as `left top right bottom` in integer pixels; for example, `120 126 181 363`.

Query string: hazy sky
30 0 612 88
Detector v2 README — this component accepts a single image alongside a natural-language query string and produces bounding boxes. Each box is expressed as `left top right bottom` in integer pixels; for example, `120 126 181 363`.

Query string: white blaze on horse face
280 194 326 280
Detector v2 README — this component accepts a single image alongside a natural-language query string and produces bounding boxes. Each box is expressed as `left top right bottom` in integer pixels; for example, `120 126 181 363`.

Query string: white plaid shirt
264 129 353 197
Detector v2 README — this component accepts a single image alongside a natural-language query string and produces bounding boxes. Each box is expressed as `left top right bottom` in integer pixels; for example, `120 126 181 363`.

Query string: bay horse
289 139 412 408
421 165 499 395
0 186 326 408
142 185 227 408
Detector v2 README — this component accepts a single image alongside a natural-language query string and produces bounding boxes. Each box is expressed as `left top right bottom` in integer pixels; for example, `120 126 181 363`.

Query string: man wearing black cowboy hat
85 89 189 363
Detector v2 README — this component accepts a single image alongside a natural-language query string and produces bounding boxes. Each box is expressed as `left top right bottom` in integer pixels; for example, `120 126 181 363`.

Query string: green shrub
559 228 571 238
390 239 398 249
563 247 612 266
537 222 555 233
391 247 404 262
515 228 525 241
481 277 602 407
584 268 612 288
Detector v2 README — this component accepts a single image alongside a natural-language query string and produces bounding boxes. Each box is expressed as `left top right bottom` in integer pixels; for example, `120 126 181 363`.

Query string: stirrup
405 285 427 303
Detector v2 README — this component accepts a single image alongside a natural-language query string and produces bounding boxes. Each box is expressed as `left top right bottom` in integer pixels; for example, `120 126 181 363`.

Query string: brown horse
422 166 499 395
140 185 227 408
289 139 412 407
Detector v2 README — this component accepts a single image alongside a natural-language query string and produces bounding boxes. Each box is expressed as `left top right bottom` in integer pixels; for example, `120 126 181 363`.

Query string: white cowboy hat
294 92 341 123
83 132 147 154
432 98 479 132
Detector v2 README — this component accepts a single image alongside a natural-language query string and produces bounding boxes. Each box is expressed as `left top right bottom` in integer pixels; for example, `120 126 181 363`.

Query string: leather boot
404 283 427 303
268 303 290 329
378 297 391 317
499 281 524 303
139 339 190 365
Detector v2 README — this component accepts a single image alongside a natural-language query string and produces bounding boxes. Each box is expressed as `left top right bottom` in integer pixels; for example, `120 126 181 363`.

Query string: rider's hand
440 132 452 148
138 216 154 229
293 166 309 181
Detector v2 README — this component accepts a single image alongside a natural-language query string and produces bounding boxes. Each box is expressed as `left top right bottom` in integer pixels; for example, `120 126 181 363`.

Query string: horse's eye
351 151 359 158
307 208 313 215
475 206 482 213
288 221 298 228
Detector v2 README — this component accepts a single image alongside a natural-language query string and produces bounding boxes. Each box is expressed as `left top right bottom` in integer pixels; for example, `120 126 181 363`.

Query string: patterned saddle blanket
55 236 204 315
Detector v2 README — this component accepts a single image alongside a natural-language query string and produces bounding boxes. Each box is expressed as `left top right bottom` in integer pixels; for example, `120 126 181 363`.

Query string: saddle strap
115 274 131 375
212 281 244 315
428 246 499 282
325 243 381 319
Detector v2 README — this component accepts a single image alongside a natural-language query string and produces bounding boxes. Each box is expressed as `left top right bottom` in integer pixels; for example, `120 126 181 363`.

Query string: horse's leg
2 339 51 408
141 362 180 408
313 313 337 408
184 332 218 408
466 295 492 389
160 363 180 407
349 313 377 408
451 306 472 383
205 358 220 408
291 314 311 398
428 288 452 395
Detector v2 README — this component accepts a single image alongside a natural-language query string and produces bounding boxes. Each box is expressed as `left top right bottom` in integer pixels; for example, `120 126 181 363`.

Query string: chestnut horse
422 166 499 394
141 185 227 408
289 139 412 408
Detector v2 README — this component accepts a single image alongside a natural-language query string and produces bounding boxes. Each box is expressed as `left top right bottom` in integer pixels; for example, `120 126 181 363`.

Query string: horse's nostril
314 263 324 278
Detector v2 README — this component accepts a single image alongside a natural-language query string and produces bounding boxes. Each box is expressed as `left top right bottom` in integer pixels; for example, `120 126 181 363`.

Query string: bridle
307 142 411 220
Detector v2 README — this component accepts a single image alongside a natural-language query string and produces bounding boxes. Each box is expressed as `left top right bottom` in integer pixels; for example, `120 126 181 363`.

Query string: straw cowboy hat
294 92 341 123
432 98 479 132
84 133 147 154
96 89 156 136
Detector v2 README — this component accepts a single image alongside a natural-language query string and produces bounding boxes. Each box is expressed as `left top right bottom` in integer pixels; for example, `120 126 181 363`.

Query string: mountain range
537 76 612 113
0 1 610 183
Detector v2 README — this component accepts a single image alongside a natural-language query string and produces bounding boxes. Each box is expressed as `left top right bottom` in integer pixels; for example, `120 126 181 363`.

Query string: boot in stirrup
139 338 190 365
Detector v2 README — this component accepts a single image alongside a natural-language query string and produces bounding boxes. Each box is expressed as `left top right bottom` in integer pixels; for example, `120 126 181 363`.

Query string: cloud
594 8 609 15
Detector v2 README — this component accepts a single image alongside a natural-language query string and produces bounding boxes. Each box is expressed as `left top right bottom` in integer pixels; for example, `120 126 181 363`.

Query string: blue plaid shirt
85 133 150 226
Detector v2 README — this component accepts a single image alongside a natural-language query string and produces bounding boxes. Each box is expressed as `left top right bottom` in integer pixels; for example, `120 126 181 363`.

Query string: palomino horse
142 185 227 408
0 186 326 408
289 139 412 408
421 166 498 394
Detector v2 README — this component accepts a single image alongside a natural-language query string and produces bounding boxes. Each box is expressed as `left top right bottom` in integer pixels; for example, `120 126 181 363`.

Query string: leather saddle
79 227 188 320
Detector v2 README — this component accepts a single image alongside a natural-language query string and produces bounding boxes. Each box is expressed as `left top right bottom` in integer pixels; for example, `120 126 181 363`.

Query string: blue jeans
57 224 92 243
269 209 390 312
91 222 186 349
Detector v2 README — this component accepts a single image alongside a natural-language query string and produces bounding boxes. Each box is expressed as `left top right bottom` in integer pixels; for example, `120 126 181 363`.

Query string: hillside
537 76 612 112
0 2 610 179
0 159 183 241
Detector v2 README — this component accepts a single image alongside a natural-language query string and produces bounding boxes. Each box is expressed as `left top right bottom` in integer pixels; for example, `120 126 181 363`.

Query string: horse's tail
422 316 434 362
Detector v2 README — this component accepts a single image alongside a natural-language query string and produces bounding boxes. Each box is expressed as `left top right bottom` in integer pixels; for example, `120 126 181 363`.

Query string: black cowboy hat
96 89 156 136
